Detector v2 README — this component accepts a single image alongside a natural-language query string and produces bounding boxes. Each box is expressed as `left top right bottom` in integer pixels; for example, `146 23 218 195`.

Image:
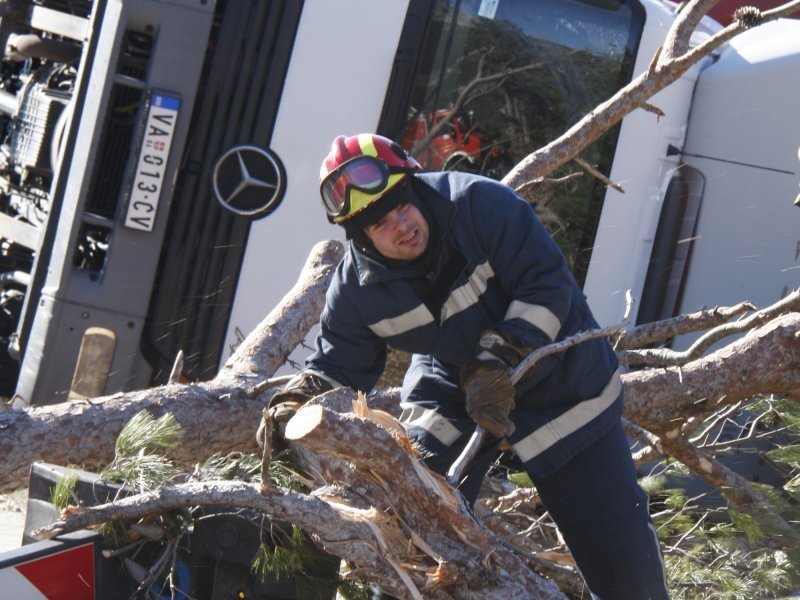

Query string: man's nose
387 211 407 231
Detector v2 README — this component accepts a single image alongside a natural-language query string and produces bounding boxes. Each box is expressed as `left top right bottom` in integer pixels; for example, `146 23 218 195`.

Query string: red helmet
320 134 420 224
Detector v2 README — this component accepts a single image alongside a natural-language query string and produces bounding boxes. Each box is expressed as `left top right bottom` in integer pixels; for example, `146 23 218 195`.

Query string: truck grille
142 0 304 383
84 31 151 219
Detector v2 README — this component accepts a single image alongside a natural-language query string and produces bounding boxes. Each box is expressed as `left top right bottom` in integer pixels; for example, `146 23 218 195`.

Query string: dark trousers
423 420 670 599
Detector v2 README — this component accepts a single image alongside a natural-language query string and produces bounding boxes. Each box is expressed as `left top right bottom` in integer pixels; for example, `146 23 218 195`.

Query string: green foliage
336 579 374 600
771 444 800 470
100 413 341 596
50 468 79 511
641 478 800 598
96 411 188 552
195 452 341 596
507 470 534 488
191 451 310 495
767 401 800 517
115 410 183 455
98 518 129 551
193 451 263 482
665 540 797 599
650 397 800 598
650 487 701 539
251 525 340 600
727 508 764 544
268 458 312 493
252 536 302 581
498 396 800 598
101 410 183 492
757 397 800 435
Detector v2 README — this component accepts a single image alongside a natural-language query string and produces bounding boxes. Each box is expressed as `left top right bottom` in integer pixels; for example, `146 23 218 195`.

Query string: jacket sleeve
302 261 388 392
469 179 575 384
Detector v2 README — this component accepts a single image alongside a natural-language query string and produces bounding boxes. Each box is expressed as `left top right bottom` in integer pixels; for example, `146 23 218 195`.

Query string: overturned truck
0 2 799 594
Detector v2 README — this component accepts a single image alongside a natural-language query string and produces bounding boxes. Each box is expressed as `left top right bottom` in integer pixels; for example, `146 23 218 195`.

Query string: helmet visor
321 156 396 219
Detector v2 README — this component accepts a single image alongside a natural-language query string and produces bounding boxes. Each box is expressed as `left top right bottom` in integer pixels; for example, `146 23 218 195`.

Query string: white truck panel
676 20 800 330
221 0 410 366
583 1 718 326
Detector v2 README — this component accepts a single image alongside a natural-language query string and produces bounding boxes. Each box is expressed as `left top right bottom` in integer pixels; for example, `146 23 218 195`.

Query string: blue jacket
304 172 622 476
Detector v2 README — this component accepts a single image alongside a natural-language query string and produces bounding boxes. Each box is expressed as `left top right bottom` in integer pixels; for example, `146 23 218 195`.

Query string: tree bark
2 303 797 499
17 306 800 599
621 312 800 431
36 388 568 600
0 240 345 493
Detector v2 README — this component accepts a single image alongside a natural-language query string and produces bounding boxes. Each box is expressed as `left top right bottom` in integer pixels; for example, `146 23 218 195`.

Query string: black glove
460 329 530 438
257 372 333 446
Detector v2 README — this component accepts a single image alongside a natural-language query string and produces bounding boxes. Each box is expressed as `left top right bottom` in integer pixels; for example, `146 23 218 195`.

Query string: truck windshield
395 0 645 284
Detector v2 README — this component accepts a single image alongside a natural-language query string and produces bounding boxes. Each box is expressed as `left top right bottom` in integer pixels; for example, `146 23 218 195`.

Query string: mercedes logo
212 145 286 218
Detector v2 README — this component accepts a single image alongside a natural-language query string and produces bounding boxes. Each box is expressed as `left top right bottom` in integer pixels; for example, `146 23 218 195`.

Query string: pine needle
250 525 340 599
50 469 79 511
101 410 183 492
114 410 183 456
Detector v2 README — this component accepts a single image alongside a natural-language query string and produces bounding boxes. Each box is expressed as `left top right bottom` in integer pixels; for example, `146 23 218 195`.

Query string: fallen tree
34 390 571 600
0 239 345 493
3 239 797 497
20 237 800 596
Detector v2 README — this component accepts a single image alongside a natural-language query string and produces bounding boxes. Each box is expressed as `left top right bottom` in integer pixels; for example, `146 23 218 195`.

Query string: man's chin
398 243 426 261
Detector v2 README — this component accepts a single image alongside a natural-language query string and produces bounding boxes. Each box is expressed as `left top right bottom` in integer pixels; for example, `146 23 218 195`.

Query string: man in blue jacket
268 133 669 599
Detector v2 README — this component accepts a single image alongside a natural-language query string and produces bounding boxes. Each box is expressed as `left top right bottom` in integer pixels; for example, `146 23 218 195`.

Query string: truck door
668 20 800 325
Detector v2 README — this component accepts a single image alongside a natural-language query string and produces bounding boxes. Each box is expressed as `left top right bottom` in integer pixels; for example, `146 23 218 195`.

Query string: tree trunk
0 240 345 493
6 303 795 495
36 387 569 599
622 312 800 431
21 298 800 598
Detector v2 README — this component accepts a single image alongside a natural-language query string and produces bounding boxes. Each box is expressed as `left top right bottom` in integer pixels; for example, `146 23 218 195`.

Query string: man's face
364 202 430 261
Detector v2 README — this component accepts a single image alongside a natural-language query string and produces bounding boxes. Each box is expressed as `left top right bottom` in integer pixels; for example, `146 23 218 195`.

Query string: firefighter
267 133 669 599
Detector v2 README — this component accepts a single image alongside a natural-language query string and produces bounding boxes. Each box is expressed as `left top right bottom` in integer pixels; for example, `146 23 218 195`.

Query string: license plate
124 92 180 232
